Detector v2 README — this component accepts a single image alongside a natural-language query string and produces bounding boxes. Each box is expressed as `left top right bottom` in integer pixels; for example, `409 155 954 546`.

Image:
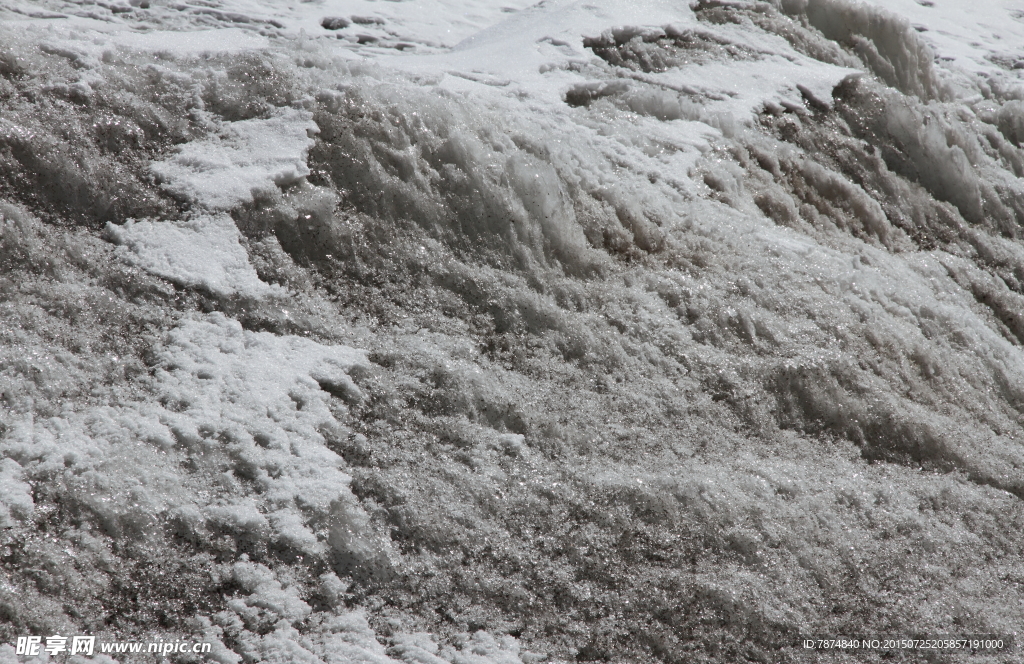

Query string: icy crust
304 71 741 275
105 215 276 298
697 203 1024 494
151 108 319 212
309 84 611 274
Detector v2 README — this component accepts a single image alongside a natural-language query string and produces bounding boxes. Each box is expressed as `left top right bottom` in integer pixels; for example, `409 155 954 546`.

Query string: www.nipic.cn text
15 635 213 657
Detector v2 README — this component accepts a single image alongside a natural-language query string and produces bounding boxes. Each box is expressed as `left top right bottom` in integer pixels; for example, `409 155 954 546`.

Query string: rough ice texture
105 215 276 298
3 0 1024 662
773 0 948 99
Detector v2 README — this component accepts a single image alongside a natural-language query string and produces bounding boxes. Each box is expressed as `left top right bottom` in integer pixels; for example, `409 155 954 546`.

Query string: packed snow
1 0 1024 662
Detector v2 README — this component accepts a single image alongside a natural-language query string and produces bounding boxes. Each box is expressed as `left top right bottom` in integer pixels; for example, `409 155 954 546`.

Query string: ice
774 0 949 99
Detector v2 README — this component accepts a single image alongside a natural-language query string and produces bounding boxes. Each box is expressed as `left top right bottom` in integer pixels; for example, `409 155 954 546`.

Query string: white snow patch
1 313 377 562
150 313 387 563
105 214 274 298
113 28 269 55
866 0 1024 80
151 108 319 212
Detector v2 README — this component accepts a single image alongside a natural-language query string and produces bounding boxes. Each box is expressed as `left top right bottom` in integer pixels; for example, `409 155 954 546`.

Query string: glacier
1 0 1024 662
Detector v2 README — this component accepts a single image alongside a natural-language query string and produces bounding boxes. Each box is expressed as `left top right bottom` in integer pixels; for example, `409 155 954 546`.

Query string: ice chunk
151 108 318 211
105 214 273 298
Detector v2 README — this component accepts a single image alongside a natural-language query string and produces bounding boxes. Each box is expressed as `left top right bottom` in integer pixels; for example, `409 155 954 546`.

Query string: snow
1 311 374 551
148 314 373 553
113 28 269 55
105 215 276 298
3 0 1024 661
863 0 1024 78
150 108 319 212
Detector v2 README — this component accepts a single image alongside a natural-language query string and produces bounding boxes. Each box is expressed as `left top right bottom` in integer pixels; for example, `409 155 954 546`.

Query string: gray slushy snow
2 0 1024 662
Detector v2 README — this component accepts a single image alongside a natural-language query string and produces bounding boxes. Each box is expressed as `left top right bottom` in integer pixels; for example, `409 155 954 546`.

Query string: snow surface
105 215 277 297
150 108 319 212
2 0 1024 662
